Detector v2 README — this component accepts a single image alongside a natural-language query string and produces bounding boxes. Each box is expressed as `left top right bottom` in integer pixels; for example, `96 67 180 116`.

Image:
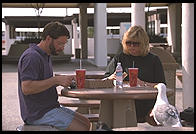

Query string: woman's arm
137 79 158 88
137 55 166 88
104 58 116 78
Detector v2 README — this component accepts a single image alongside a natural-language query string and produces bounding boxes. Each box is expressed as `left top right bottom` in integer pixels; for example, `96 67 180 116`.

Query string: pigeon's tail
172 121 182 127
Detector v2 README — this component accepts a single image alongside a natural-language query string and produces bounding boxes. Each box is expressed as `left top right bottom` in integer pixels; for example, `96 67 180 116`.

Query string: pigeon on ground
150 83 182 127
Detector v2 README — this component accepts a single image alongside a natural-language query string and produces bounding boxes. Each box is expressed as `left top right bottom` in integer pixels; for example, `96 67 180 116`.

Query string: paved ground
2 59 185 131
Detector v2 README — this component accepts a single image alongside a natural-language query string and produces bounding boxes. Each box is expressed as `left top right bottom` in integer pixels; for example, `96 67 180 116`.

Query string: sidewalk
2 59 184 131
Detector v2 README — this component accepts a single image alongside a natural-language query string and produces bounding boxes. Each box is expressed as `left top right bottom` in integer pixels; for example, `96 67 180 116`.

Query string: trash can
75 48 81 59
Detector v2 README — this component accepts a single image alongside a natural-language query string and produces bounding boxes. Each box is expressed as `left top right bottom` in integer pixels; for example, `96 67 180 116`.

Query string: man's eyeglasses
125 41 140 47
56 40 68 47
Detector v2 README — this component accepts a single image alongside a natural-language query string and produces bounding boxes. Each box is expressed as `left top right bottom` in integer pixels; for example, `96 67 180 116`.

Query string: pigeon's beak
154 85 158 89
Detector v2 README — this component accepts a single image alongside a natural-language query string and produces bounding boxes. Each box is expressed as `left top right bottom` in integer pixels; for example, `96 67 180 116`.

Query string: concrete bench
83 114 99 122
16 124 59 131
58 94 100 112
150 47 179 106
59 98 100 121
2 43 73 63
59 99 100 108
176 72 182 82
51 54 74 63
16 113 99 131
58 86 101 115
2 43 29 63
113 126 194 131
58 98 100 130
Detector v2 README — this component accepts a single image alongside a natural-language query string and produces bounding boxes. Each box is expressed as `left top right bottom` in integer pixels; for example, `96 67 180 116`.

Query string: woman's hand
107 72 116 80
137 78 157 87
122 72 128 79
107 72 128 80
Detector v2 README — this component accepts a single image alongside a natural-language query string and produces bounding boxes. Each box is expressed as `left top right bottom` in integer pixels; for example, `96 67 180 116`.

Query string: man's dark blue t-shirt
18 44 60 123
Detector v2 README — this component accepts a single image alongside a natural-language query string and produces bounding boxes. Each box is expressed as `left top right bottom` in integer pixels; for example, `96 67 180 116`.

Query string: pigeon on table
150 83 182 127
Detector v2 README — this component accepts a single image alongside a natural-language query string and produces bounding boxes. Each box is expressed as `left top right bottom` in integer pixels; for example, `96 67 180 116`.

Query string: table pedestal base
99 99 137 129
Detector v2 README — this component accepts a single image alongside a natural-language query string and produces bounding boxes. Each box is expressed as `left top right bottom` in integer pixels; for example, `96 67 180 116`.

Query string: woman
105 25 166 124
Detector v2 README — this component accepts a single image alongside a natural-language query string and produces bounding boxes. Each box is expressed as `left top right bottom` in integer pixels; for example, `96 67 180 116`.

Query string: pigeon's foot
145 110 161 126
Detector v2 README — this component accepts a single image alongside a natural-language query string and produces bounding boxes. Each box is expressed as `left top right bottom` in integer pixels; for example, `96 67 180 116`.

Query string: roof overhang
2 13 132 27
2 3 169 8
2 16 75 28
2 3 168 28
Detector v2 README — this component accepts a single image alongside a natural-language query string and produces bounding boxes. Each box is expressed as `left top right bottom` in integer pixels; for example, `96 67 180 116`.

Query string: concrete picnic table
61 85 174 129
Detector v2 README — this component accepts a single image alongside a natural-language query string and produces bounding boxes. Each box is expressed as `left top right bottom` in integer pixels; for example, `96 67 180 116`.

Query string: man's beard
49 41 58 55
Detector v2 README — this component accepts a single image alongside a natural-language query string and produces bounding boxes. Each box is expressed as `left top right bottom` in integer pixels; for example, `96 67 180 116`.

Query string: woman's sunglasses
125 41 140 47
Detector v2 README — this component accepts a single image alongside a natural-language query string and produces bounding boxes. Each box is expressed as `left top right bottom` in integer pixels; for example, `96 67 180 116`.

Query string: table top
61 85 174 100
55 72 105 79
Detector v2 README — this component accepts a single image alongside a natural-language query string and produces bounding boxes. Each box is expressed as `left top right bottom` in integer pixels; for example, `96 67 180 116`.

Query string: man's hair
41 21 70 40
122 25 150 56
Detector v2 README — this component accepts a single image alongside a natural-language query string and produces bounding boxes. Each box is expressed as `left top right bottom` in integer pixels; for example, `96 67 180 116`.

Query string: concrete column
94 3 107 67
5 25 13 55
131 3 145 29
72 18 79 56
79 4 88 59
5 25 9 55
63 25 72 55
72 18 79 48
182 3 194 109
167 3 182 61
167 4 176 50
155 14 160 35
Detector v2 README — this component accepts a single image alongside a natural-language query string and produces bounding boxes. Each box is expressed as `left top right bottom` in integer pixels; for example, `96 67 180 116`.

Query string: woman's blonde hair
122 25 150 56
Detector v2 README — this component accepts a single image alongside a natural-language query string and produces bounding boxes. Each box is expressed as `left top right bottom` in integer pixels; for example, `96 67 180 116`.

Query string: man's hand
55 75 75 87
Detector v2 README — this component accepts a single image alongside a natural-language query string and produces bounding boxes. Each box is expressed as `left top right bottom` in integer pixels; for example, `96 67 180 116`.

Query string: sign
119 22 131 42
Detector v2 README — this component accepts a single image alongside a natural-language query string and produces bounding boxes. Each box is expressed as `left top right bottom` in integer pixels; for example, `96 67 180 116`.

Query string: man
18 21 90 131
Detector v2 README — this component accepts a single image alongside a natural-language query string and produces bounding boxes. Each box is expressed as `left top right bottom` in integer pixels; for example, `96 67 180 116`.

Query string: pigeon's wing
154 104 169 125
164 105 182 127
154 104 181 126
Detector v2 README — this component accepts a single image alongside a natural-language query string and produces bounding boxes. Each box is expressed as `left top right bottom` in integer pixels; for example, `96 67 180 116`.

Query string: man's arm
22 75 74 95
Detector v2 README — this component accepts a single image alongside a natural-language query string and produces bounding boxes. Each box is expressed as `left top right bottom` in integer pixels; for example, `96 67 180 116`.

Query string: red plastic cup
76 69 86 89
128 68 138 87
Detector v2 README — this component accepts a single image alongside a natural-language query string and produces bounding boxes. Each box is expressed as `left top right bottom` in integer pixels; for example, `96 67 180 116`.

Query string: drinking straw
133 61 134 68
79 59 81 69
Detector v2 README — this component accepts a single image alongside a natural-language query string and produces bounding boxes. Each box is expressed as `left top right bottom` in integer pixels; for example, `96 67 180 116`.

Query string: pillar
168 3 182 63
131 3 145 29
63 25 72 55
155 14 160 35
182 3 194 109
94 3 107 67
79 4 88 59
72 18 79 57
5 25 13 55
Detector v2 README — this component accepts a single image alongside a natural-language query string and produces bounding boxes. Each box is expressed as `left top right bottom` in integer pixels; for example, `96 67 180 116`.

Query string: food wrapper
84 78 114 89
